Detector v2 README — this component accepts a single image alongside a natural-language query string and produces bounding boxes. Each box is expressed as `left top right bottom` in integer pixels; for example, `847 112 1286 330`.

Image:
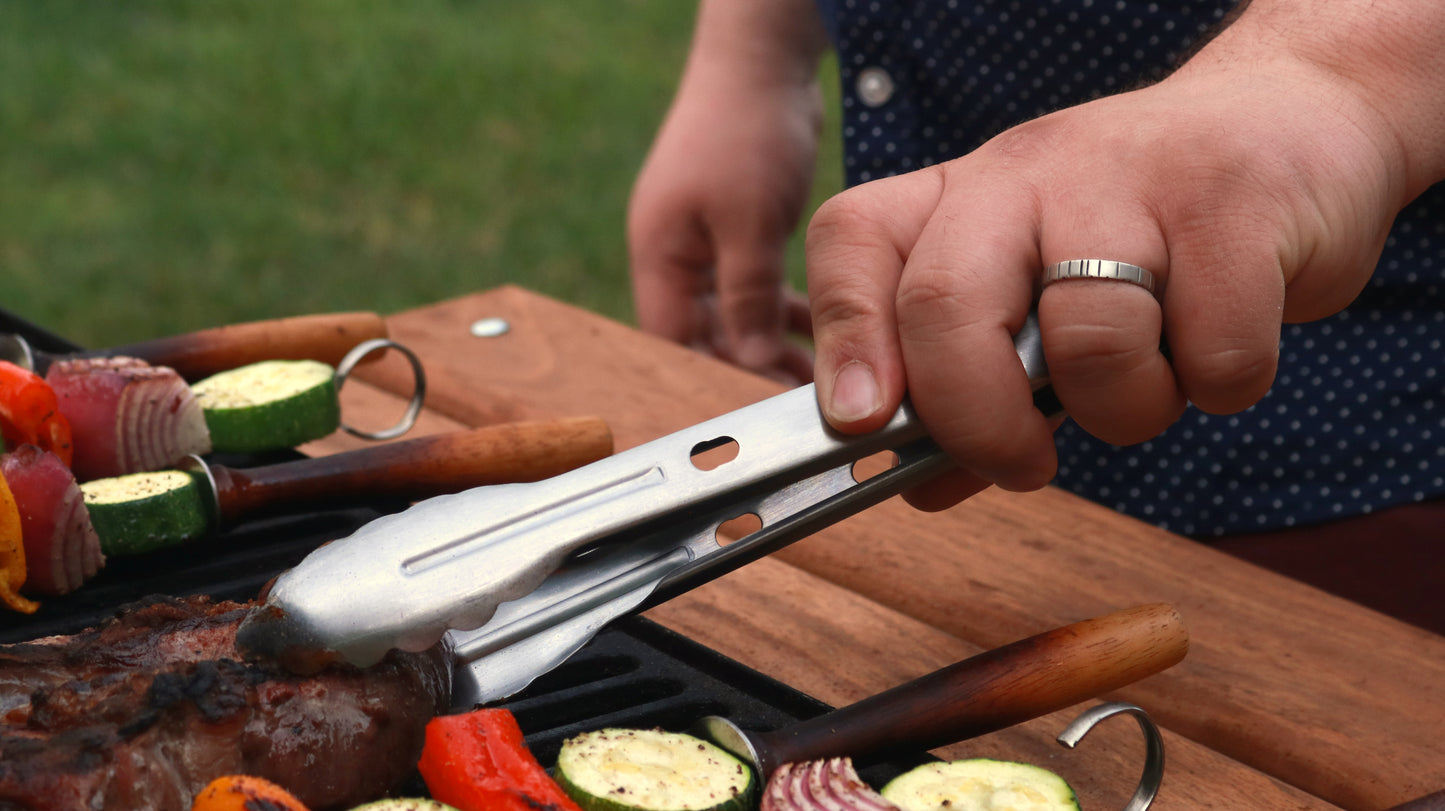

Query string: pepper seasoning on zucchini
191 359 342 453
555 728 756 811
880 759 1080 811
81 469 212 556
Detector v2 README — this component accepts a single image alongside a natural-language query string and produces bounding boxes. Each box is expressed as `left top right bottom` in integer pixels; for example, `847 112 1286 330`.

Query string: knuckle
1046 319 1155 377
895 270 998 342
983 115 1070 164
808 274 889 336
805 190 884 252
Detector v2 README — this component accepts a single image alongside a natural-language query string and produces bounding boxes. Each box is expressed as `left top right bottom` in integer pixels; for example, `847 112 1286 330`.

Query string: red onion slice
0 445 103 595
763 758 901 811
48 357 211 481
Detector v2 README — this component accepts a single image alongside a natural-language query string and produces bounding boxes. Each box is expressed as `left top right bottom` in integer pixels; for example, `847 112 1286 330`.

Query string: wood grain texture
342 287 1440 810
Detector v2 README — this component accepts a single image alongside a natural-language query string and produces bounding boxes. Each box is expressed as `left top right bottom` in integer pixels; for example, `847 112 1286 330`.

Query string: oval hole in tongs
690 436 739 471
1057 701 1166 811
333 338 427 440
716 511 762 546
852 450 900 483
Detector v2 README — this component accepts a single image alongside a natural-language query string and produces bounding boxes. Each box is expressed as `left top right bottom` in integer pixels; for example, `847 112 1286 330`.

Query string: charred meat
0 594 450 811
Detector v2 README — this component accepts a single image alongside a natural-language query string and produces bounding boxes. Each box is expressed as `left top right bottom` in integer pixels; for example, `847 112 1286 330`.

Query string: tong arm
444 315 1054 704
241 372 929 670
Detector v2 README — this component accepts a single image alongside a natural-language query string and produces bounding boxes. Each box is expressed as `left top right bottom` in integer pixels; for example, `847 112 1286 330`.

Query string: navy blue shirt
815 0 1445 537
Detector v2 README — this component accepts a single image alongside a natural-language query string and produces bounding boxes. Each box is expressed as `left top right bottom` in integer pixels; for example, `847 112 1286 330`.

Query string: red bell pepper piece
0 361 72 467
418 708 584 811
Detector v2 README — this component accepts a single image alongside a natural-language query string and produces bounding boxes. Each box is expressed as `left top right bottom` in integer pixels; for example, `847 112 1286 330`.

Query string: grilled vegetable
880 759 1079 811
0 360 72 466
0 471 39 613
46 356 211 481
760 758 896 811
81 469 211 556
190 774 313 811
192 359 342 453
556 728 756 811
0 444 103 594
418 708 584 811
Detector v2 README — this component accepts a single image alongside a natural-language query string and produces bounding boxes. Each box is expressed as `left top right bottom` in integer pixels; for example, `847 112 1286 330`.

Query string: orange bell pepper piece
0 471 38 614
189 775 312 811
419 708 583 811
0 360 72 467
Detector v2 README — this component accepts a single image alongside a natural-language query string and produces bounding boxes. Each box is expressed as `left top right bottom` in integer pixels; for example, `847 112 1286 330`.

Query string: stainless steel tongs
237 317 1054 706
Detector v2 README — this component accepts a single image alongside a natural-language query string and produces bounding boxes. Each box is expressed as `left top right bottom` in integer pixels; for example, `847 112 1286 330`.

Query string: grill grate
501 617 827 764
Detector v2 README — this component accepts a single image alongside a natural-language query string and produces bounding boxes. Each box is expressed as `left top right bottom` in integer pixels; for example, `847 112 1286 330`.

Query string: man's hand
807 1 1445 509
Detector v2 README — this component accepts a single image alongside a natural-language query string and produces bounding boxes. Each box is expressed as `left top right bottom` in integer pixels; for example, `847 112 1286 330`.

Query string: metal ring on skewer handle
1058 701 1166 811
333 338 427 441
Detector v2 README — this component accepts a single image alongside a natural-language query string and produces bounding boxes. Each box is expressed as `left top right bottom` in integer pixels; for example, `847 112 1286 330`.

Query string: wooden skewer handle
95 311 390 380
752 602 1189 774
209 417 614 523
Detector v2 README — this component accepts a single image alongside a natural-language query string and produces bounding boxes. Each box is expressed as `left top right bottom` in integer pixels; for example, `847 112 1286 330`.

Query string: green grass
0 1 842 346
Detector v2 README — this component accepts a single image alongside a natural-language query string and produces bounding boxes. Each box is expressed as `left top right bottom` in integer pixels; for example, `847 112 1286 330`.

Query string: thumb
806 171 941 433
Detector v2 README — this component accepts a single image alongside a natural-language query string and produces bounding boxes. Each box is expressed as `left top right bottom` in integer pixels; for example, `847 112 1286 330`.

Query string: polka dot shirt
815 0 1445 537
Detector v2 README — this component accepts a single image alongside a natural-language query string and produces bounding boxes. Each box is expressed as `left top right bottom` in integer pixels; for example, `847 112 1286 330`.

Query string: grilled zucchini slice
555 728 755 811
192 359 341 453
81 469 211 555
881 759 1080 811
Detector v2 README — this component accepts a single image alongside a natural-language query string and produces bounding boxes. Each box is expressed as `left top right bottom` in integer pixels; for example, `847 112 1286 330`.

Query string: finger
628 203 715 348
807 172 944 433
777 289 817 385
1037 191 1184 445
892 171 1057 492
900 467 991 512
1040 282 1182 444
784 287 813 340
713 237 794 374
772 344 815 386
1164 231 1286 414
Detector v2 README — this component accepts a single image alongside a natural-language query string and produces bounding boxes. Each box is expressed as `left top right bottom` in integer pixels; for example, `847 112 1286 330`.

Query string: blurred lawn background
1 0 841 346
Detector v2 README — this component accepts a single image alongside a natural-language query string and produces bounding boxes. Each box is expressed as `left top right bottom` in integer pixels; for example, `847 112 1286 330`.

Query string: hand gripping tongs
236 318 1056 707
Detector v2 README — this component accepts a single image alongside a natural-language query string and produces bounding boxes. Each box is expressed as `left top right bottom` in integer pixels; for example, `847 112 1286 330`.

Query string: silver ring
1043 259 1159 295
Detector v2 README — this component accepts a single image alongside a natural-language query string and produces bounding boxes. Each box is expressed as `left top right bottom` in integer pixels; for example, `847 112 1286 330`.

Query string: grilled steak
0 594 450 811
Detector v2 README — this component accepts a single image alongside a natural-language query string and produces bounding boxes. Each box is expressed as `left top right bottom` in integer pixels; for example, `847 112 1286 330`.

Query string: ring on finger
1042 259 1160 296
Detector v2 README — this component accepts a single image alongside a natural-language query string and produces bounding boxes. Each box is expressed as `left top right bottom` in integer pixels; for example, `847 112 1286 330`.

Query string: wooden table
307 286 1445 811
